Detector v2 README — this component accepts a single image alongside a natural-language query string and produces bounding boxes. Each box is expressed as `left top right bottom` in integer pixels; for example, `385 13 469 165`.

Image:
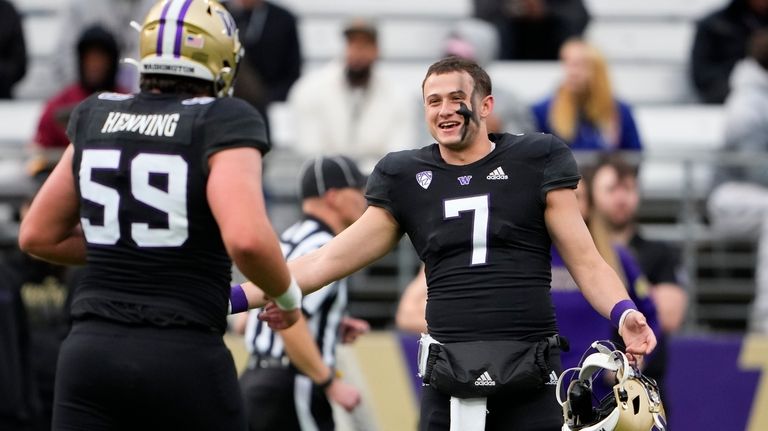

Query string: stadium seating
584 0 728 19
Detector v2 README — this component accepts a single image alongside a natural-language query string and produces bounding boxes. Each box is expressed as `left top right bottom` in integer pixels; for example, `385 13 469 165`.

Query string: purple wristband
230 284 248 314
610 299 637 329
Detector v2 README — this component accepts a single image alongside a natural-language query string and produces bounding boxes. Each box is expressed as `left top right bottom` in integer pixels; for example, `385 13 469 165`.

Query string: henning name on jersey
101 112 180 137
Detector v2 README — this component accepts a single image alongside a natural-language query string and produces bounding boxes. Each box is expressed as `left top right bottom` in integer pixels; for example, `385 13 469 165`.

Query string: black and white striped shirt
244 217 347 366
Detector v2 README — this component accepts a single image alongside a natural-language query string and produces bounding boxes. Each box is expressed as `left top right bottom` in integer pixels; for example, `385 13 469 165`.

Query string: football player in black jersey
246 57 656 430
18 1 351 429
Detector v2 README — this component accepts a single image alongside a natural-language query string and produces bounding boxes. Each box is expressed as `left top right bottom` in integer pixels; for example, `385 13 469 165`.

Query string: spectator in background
532 39 642 151
691 0 768 104
589 155 688 335
0 0 27 98
288 18 416 173
708 30 768 333
52 0 155 93
227 0 301 139
436 19 535 136
29 26 123 173
473 0 589 60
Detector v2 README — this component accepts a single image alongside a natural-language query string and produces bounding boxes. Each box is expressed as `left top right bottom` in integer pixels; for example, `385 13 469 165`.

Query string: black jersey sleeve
365 153 398 218
541 135 581 200
200 97 270 160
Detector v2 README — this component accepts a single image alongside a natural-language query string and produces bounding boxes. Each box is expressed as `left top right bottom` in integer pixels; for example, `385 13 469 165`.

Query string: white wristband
618 309 637 337
274 277 302 311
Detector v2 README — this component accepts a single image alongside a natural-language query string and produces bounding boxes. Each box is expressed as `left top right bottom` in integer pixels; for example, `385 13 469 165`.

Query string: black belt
247 354 292 370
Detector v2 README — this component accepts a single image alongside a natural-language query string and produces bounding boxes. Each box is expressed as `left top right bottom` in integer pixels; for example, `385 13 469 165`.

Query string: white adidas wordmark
474 371 496 386
486 167 508 180
545 370 558 385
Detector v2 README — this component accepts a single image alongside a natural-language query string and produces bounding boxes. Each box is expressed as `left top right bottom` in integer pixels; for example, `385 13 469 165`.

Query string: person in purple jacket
532 39 642 151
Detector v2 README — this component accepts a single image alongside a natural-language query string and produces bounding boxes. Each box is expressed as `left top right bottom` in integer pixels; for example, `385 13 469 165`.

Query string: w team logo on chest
416 171 433 189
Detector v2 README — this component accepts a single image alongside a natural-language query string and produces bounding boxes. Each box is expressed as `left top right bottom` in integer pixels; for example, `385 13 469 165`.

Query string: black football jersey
366 133 580 342
67 92 269 332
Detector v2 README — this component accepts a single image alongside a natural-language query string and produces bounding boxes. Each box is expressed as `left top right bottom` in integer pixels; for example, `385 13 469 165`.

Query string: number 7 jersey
67 92 269 332
366 133 580 343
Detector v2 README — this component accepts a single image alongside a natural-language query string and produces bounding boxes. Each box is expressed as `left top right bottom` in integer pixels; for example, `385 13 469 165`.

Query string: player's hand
325 379 361 412
620 311 657 365
339 317 370 344
258 302 300 330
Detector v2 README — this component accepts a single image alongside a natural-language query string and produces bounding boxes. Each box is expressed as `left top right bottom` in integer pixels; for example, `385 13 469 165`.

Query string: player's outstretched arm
208 147 303 328
208 147 293 300
19 144 86 265
289 205 402 292
545 188 656 357
237 206 402 311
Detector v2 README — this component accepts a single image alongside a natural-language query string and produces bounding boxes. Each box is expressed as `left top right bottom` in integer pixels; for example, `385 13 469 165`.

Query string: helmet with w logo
138 0 242 97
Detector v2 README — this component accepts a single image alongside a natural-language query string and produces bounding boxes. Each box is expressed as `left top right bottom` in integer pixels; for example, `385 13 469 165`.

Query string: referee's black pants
239 366 334 431
53 319 246 431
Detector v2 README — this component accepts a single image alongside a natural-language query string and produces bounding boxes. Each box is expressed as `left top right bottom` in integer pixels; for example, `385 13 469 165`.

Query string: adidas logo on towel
474 371 496 386
487 167 508 180
545 371 558 386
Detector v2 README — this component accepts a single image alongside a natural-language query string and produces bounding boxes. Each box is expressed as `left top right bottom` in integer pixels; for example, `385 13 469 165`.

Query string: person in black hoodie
691 0 768 103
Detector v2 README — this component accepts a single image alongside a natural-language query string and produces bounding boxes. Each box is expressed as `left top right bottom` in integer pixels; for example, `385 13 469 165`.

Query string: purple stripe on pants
174 0 194 58
156 0 173 56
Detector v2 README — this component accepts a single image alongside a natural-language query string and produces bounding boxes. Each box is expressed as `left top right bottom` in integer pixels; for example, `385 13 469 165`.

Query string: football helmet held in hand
556 341 667 431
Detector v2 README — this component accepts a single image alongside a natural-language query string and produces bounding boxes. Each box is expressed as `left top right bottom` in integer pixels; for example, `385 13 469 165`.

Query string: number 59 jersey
366 133 580 343
67 92 269 332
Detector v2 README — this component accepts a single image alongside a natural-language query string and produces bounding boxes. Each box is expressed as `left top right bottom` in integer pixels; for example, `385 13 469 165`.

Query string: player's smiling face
423 70 477 150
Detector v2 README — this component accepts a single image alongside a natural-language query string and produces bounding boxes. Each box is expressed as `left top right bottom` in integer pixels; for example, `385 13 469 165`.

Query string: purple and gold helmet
138 0 242 97
557 341 667 431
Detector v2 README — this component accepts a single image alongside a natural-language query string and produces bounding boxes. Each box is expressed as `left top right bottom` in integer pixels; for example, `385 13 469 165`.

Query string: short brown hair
421 56 492 98
139 74 214 97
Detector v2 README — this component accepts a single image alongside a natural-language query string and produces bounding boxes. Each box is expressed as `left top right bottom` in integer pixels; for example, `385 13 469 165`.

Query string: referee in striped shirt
239 155 370 431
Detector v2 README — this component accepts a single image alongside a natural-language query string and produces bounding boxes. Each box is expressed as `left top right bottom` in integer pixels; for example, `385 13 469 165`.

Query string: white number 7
444 194 489 265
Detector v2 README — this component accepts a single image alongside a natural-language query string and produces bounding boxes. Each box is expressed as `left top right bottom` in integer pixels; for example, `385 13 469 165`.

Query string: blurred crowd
1 0 768 429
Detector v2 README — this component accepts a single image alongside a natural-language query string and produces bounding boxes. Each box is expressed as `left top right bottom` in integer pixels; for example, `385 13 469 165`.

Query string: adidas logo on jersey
474 371 496 386
487 167 508 180
545 370 558 385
